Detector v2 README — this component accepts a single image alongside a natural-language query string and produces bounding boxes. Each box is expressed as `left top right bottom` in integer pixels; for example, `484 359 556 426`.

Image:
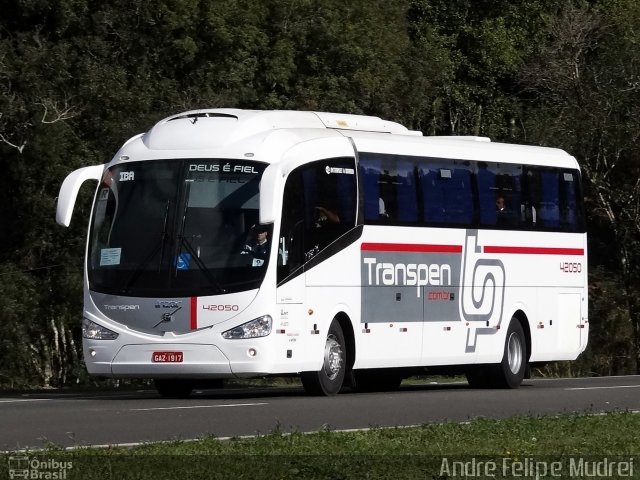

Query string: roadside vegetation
2 412 638 479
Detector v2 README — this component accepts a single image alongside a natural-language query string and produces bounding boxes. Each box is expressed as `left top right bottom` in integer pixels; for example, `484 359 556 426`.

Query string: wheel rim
323 333 344 380
507 331 523 374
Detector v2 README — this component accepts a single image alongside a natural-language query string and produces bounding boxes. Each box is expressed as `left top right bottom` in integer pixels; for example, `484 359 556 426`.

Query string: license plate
152 351 183 363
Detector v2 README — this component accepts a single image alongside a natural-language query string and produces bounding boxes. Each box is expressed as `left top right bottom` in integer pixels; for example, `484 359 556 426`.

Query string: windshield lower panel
88 159 271 297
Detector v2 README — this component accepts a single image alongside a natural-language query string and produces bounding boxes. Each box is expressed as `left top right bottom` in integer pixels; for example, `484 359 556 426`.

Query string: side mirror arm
56 164 105 227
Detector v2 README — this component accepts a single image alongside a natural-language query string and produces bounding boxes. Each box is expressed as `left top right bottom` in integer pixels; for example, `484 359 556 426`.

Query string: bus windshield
88 159 271 297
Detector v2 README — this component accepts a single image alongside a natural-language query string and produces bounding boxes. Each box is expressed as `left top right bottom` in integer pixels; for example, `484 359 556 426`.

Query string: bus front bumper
85 343 234 378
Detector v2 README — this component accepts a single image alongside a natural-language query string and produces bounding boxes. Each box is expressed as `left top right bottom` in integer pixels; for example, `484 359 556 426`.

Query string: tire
154 378 194 398
352 369 403 392
466 319 527 389
492 319 527 389
301 321 346 396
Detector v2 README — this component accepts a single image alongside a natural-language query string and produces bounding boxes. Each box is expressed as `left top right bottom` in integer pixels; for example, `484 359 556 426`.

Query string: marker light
222 315 272 339
82 318 119 340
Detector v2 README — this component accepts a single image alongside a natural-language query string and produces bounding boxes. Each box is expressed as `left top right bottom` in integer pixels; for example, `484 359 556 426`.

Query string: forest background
1 0 639 389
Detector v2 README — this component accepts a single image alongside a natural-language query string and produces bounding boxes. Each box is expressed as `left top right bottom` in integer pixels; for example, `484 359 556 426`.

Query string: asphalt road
1 375 639 452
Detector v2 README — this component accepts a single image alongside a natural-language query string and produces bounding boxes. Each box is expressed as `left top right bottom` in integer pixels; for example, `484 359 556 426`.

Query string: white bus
56 109 588 397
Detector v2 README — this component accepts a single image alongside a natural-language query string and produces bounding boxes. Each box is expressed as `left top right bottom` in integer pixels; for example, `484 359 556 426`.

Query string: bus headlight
82 318 119 340
222 315 272 339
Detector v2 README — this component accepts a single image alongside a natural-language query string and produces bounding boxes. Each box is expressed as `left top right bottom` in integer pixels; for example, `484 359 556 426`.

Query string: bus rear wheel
465 319 527 389
301 321 346 396
493 319 527 388
154 378 194 398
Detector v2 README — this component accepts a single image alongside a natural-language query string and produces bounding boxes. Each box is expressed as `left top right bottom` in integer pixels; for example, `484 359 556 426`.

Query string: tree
406 0 564 138
519 0 640 373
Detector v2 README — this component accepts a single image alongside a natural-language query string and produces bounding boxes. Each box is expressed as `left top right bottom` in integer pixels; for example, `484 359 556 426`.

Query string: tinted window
418 159 473 225
524 167 584 231
359 152 585 233
360 154 417 223
88 159 270 297
278 158 357 283
477 162 523 228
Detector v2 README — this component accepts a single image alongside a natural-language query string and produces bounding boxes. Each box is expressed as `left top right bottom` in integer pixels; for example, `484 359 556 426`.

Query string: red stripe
190 297 197 330
361 242 462 253
483 246 584 256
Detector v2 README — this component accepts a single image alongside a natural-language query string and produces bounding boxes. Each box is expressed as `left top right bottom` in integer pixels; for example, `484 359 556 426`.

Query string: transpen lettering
363 257 452 298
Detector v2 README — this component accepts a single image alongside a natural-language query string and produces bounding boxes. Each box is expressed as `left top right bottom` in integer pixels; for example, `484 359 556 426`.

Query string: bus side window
560 171 579 231
420 162 473 226
477 163 497 226
302 158 356 255
277 158 356 283
396 159 418 222
360 156 385 222
520 167 584 232
359 154 417 224
278 171 305 283
539 171 561 228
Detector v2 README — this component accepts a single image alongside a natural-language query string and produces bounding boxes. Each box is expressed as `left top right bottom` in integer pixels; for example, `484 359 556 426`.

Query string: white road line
533 374 640 381
0 399 52 404
131 402 268 411
5 410 640 454
565 385 640 391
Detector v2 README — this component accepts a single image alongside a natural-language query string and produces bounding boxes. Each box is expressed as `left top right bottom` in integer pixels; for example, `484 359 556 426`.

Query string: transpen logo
460 230 505 324
460 230 506 352
362 257 452 298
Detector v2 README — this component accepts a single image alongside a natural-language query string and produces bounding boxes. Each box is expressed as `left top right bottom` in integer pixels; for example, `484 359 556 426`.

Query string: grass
2 412 638 479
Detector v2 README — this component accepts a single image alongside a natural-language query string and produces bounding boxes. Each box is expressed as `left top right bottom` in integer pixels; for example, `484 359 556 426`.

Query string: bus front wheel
301 321 346 396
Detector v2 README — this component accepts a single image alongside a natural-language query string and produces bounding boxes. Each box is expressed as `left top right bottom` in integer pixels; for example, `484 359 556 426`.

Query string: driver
242 226 269 259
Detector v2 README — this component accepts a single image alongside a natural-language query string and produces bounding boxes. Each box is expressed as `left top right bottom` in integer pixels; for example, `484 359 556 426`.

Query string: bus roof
112 109 577 170
347 130 576 169
141 109 412 151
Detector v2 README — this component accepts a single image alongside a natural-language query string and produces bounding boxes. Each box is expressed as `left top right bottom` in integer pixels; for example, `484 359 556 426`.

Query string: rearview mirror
56 164 104 227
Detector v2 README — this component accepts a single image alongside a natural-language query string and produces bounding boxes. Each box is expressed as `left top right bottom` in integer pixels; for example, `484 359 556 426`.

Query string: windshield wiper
177 234 226 294
176 183 226 294
119 200 171 294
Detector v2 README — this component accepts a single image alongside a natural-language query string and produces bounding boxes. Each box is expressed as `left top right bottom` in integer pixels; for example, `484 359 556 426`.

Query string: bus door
274 137 358 368
275 164 307 359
